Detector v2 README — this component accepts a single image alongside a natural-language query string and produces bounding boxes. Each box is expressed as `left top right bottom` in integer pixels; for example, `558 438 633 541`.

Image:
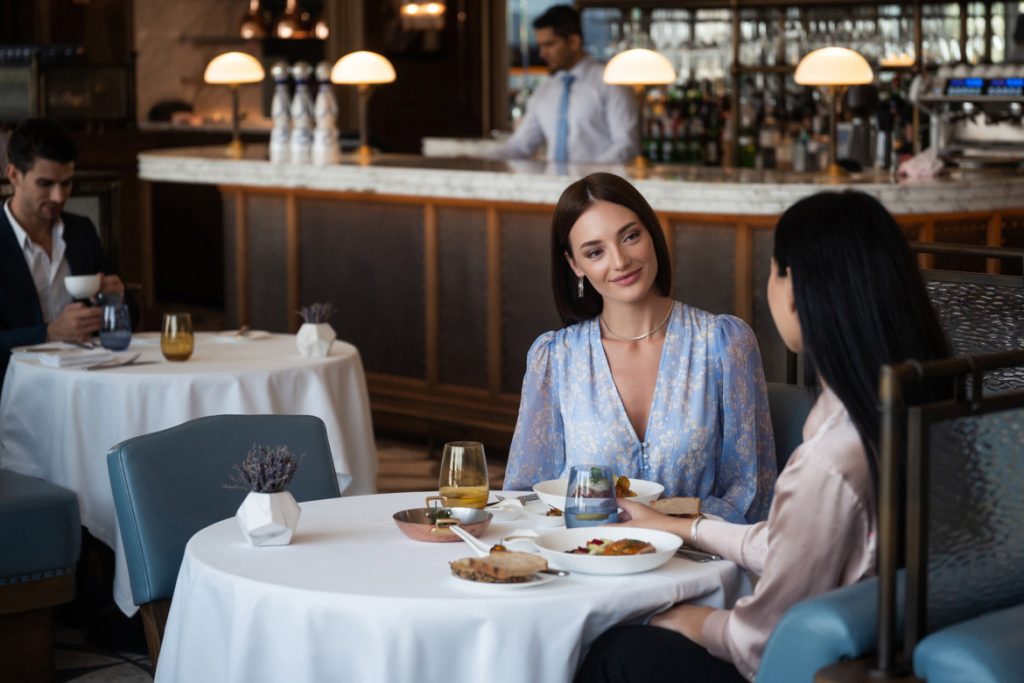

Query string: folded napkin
37 348 113 368
898 148 944 179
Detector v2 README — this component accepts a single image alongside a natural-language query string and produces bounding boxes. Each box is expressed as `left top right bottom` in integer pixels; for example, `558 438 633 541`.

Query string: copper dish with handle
392 495 493 543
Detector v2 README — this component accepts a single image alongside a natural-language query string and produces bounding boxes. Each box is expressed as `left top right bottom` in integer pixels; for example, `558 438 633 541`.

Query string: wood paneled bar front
138 146 1024 445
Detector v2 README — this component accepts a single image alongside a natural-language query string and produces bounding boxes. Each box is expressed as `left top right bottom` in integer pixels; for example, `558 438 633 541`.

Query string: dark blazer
0 208 111 387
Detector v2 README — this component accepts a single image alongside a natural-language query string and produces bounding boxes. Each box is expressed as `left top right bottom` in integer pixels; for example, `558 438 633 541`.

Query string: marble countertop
138 145 1024 215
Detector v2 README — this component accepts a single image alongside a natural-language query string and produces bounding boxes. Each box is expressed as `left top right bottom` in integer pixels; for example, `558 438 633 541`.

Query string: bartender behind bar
494 5 639 164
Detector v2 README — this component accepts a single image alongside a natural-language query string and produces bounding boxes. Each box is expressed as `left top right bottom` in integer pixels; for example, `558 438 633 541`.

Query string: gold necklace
600 302 674 342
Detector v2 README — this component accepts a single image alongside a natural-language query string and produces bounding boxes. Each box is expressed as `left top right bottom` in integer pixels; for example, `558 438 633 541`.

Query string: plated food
533 477 664 511
566 538 656 556
392 497 492 543
534 526 682 575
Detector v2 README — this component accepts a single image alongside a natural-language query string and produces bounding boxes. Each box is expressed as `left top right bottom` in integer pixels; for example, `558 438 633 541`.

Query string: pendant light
274 0 307 40
239 0 268 40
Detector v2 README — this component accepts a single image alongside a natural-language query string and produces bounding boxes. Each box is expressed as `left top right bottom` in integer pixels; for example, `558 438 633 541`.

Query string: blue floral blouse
504 302 776 523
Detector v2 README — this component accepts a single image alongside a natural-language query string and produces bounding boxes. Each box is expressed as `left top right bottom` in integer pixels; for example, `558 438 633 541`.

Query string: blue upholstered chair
913 603 1024 683
107 414 347 669
0 470 81 681
766 381 816 473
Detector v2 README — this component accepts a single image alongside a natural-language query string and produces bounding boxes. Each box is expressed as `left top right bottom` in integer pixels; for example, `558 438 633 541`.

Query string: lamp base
356 144 372 165
826 162 848 178
225 139 244 159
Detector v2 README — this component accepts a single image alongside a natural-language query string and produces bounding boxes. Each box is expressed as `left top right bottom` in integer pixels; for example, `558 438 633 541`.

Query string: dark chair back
873 350 1024 675
107 414 343 668
766 382 816 473
911 241 1024 391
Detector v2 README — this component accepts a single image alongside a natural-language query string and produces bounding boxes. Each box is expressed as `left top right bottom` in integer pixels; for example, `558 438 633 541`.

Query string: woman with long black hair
576 190 951 682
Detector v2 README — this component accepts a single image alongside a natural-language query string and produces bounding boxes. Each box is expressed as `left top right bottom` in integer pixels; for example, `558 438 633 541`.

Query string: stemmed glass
438 441 489 509
100 304 132 351
564 465 618 528
161 313 194 361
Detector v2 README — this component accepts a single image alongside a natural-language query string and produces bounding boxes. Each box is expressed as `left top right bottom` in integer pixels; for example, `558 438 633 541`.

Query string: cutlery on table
675 547 723 563
492 493 539 506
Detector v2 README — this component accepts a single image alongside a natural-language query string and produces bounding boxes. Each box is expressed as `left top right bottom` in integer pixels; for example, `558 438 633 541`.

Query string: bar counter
138 146 1024 443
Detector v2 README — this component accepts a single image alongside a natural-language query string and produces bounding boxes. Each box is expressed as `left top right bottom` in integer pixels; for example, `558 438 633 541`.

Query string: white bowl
534 526 682 575
64 274 101 299
533 477 664 511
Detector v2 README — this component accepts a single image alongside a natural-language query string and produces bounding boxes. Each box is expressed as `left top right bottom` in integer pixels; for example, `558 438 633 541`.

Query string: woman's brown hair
550 172 672 325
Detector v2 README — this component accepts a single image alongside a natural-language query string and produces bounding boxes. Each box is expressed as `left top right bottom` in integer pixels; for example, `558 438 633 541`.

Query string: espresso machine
917 64 1024 169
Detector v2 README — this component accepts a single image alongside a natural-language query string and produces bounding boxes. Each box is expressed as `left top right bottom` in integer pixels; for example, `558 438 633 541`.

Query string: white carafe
312 61 340 166
289 61 314 164
269 62 291 164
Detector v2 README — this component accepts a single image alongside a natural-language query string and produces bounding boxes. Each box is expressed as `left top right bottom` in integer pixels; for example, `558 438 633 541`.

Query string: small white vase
296 322 336 358
236 491 301 546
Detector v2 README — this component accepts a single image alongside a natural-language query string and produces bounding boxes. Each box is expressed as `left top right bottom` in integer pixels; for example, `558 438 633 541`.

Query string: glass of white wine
438 441 488 509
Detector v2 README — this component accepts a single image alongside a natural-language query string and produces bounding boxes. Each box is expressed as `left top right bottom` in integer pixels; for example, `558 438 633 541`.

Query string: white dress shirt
496 56 639 164
4 199 72 323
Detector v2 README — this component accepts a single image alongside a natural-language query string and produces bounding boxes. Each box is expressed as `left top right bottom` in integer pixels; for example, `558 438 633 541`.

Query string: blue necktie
554 73 575 164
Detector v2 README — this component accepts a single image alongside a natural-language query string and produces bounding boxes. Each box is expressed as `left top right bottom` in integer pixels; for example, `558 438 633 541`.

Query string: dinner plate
449 571 557 590
533 477 664 511
533 526 682 575
213 330 272 342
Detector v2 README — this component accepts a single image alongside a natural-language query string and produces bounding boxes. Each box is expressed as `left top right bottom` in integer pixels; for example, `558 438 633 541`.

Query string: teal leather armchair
107 414 347 669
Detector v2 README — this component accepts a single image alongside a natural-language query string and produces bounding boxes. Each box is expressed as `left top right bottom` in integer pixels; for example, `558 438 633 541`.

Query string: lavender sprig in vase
228 445 303 546
296 302 337 358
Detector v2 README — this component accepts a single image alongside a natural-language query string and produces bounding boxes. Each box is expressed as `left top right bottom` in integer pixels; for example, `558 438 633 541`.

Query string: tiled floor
55 625 151 682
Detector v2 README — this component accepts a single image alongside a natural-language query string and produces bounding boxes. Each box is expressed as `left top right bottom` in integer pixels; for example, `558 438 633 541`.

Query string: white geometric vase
296 322 336 358
236 491 301 546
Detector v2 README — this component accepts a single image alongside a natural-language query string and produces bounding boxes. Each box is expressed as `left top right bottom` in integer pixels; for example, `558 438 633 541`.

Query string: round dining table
0 332 376 615
155 491 747 683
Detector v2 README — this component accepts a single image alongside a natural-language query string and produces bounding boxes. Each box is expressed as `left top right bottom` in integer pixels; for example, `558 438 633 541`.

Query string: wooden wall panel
671 221 736 316
246 194 288 332
437 206 489 389
298 198 426 378
752 227 788 383
500 211 562 393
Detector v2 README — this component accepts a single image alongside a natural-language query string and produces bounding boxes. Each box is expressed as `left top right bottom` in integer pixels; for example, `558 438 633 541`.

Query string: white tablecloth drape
156 492 746 683
0 333 376 615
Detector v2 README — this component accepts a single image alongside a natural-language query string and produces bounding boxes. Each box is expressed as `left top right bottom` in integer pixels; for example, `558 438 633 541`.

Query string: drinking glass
99 303 132 351
161 313 194 361
438 441 488 509
564 464 619 528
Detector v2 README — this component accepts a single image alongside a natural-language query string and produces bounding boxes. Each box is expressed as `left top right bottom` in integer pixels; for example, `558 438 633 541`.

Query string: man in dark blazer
0 118 123 391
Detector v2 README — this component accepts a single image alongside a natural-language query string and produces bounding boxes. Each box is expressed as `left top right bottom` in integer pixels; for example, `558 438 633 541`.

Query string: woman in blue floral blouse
503 173 775 523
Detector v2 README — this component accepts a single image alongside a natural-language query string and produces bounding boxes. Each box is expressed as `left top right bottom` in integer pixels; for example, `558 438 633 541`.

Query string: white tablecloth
0 333 376 615
156 491 745 683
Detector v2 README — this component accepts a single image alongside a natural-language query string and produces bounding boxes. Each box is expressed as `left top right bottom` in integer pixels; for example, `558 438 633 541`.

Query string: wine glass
564 464 618 528
438 441 488 509
99 304 132 351
161 313 194 361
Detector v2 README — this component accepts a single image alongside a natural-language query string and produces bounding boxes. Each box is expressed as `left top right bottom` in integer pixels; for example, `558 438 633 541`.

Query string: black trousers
575 624 748 683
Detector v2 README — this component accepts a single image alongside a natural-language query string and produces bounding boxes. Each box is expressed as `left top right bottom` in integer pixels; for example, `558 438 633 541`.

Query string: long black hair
773 191 950 463
551 173 672 325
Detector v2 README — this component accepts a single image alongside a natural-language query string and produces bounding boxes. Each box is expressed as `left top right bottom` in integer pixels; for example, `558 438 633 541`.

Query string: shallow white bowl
534 526 682 575
533 477 664 511
64 274 101 299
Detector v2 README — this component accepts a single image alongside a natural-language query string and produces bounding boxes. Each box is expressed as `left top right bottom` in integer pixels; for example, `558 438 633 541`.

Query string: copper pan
393 496 493 543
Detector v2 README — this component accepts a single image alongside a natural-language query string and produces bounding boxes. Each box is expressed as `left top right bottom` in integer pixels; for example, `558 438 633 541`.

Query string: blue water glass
99 303 132 351
564 464 619 528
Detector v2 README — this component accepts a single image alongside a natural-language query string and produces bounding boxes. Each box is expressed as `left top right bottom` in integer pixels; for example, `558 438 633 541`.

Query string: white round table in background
0 332 376 615
155 491 745 683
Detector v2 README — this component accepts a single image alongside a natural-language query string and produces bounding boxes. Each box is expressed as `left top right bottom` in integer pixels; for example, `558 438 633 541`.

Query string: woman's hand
615 499 693 539
649 604 714 645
